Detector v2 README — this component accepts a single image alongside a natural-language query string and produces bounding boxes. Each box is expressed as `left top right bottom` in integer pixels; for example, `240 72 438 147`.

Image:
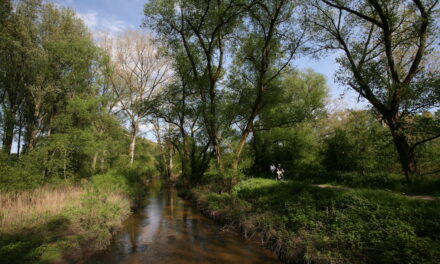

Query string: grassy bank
0 168 150 264
189 178 440 264
291 172 440 197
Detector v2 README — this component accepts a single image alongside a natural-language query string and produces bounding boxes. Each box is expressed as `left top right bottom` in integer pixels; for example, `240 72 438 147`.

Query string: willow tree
0 0 39 154
226 0 308 183
144 0 252 172
312 0 440 183
152 53 212 185
102 30 170 165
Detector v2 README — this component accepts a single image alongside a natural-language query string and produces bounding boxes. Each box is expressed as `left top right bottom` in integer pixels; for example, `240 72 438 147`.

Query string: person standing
276 164 285 180
270 163 276 177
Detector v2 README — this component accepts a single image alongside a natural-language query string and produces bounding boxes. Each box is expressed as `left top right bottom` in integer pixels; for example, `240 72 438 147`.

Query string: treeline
0 0 158 190
144 0 440 187
1 0 439 189
0 1 160 261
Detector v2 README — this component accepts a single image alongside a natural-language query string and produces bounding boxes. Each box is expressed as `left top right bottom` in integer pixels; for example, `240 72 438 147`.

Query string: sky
51 0 369 111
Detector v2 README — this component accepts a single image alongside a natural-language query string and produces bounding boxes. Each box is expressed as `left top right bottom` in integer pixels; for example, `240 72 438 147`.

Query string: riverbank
184 178 440 264
88 179 279 264
0 169 149 264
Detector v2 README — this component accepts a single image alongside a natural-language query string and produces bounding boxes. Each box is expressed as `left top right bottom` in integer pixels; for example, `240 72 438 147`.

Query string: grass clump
0 169 149 264
192 178 440 264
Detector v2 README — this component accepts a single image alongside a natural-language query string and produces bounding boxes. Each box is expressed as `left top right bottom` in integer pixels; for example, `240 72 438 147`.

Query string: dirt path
312 184 437 201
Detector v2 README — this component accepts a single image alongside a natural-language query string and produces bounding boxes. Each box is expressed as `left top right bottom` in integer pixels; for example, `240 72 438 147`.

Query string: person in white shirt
270 163 276 177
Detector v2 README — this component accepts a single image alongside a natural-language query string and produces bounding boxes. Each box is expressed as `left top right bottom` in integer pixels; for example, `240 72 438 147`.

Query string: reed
0 185 84 232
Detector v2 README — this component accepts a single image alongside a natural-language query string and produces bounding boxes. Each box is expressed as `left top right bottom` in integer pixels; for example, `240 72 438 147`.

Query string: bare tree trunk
129 122 138 166
168 143 174 181
16 121 22 158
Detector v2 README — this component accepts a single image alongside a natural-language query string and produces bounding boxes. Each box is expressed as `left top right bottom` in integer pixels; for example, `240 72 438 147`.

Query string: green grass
192 178 440 264
291 171 440 196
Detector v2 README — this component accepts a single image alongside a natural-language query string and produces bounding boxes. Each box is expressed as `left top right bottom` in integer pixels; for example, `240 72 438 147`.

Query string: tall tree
0 0 41 154
249 69 328 177
102 30 170 165
144 0 251 172
226 0 307 183
152 53 211 185
24 3 98 151
312 0 440 183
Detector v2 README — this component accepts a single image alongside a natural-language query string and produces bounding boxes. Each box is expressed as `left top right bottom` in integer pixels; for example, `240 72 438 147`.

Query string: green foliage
0 180 133 263
0 163 156 263
195 179 440 264
90 165 154 205
0 153 44 191
249 69 328 178
321 110 398 173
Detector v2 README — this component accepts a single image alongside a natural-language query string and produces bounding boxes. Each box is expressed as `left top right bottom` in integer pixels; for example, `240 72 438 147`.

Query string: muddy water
86 179 280 264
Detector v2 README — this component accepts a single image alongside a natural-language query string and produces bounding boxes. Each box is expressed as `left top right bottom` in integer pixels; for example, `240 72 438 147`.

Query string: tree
0 0 41 154
151 50 212 185
250 69 328 177
102 30 170 166
225 0 307 183
312 0 440 183
321 110 398 173
144 0 251 172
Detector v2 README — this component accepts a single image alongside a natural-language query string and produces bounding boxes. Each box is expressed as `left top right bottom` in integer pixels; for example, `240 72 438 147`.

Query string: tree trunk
100 150 106 171
2 109 15 155
24 124 38 152
180 135 189 182
63 155 67 181
390 129 418 184
212 136 224 172
168 144 174 181
129 122 138 166
231 135 248 186
16 122 22 157
91 151 98 173
251 129 261 175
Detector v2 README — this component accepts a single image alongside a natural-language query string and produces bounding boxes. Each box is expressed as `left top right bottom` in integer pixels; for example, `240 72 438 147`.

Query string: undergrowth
192 178 440 264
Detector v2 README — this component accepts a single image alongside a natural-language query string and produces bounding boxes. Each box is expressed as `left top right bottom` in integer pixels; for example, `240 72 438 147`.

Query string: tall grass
0 168 151 263
0 185 84 232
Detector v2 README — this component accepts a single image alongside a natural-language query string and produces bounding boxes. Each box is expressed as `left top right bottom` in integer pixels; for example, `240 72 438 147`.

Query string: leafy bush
90 165 153 205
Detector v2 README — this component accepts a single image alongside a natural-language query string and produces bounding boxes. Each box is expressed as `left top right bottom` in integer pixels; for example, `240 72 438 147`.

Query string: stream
86 179 280 264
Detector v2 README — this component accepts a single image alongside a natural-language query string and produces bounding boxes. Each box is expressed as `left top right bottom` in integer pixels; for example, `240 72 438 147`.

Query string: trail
312 184 437 201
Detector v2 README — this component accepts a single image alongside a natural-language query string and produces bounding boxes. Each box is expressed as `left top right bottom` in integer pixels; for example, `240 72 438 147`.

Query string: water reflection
86 178 279 264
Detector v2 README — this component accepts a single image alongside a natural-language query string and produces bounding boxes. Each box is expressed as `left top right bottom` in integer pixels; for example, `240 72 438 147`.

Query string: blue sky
52 0 368 110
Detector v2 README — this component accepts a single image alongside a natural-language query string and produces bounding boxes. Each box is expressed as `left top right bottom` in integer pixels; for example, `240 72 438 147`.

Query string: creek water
86 179 280 264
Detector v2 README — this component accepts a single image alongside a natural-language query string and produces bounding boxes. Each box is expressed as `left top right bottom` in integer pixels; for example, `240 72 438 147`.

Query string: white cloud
76 10 133 39
77 11 98 28
99 17 131 33
50 0 73 7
